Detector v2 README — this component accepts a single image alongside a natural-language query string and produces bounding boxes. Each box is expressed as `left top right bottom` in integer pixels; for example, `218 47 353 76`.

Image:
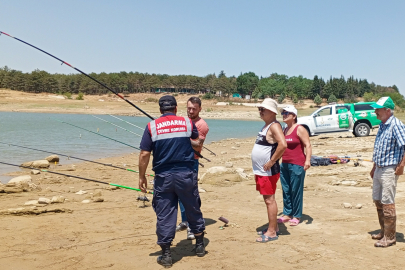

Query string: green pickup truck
297 102 381 137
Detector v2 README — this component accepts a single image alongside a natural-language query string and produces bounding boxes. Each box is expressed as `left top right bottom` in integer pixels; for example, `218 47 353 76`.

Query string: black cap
159 95 177 110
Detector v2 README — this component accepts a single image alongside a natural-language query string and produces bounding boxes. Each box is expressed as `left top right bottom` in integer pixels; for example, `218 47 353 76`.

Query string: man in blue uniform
138 95 206 268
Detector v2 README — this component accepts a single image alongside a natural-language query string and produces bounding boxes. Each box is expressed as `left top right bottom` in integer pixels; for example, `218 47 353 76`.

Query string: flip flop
277 216 291 223
289 218 300 226
257 229 280 236
256 234 279 243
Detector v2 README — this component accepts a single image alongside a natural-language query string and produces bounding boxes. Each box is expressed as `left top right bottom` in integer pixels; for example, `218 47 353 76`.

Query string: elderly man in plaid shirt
370 96 405 248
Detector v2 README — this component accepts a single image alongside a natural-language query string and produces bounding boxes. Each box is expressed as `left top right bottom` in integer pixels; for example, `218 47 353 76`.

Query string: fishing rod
52 118 141 150
0 31 211 162
91 115 142 137
0 142 155 177
0 161 153 194
203 146 216 156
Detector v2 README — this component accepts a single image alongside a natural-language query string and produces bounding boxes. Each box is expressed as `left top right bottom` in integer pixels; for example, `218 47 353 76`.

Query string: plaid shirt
373 115 405 166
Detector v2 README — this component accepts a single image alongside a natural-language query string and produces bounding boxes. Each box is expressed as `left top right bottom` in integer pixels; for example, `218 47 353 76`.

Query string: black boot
157 244 172 268
195 232 206 257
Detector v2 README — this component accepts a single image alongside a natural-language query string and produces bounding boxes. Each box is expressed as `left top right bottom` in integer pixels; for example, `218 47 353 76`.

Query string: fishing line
0 161 153 194
0 142 154 176
52 118 141 150
91 115 142 137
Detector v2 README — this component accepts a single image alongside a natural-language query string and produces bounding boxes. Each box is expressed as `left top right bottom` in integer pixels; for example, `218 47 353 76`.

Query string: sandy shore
0 89 317 120
1 129 405 269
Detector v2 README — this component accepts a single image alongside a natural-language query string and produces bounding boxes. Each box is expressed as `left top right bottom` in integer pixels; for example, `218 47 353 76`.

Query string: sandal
257 228 280 236
277 216 291 223
256 234 279 243
289 218 300 226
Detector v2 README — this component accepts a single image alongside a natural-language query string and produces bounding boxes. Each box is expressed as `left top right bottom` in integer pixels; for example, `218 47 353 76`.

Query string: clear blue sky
1 0 404 94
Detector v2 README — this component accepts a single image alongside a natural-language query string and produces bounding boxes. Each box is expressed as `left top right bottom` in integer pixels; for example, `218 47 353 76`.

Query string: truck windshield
315 107 331 116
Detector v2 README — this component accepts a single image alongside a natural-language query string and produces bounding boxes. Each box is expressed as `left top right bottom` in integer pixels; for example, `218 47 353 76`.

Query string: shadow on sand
149 218 217 265
367 229 405 243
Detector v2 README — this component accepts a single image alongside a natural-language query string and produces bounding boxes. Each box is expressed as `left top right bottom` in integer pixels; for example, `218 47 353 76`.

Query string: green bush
292 94 298 104
277 93 285 104
328 94 337 103
76 92 84 100
313 94 322 106
310 105 314 108
145 97 158 102
202 92 215 100
64 92 72 99
363 92 375 102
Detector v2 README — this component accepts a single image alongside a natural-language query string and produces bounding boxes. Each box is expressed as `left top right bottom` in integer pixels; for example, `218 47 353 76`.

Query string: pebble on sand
93 197 104 202
342 203 352 209
38 197 51 204
51 196 65 204
25 200 39 206
225 162 233 168
82 199 91 204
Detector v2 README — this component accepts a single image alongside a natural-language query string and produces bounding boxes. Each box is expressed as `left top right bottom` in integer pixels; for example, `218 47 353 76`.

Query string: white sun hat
258 98 279 114
281 105 298 116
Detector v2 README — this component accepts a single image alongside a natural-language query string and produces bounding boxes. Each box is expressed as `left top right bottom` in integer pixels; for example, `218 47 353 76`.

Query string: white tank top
251 122 280 176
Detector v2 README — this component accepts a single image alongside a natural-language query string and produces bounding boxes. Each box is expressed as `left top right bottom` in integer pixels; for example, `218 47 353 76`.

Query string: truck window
354 104 374 111
316 107 331 117
335 105 350 114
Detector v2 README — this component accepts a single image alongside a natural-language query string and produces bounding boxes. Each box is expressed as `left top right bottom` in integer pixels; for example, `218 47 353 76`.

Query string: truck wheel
354 123 370 137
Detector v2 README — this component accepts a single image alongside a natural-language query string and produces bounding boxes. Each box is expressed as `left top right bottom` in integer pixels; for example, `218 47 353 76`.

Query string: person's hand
263 160 275 171
304 161 311 171
395 164 405 175
139 176 148 193
370 167 376 179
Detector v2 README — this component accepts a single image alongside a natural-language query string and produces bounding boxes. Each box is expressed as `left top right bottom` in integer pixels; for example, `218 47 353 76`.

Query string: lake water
0 112 263 182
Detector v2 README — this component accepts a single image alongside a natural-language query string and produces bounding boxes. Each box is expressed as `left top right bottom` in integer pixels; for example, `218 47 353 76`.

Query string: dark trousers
153 169 205 245
179 159 199 222
280 163 306 218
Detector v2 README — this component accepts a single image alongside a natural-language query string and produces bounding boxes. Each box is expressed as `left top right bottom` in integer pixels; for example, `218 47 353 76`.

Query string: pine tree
314 94 322 106
328 94 337 103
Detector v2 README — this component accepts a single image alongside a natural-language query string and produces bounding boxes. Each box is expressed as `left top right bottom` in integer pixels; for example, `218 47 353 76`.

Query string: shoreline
2 132 405 269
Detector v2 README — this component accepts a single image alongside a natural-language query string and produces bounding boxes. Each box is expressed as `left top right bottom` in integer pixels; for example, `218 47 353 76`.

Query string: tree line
0 66 402 105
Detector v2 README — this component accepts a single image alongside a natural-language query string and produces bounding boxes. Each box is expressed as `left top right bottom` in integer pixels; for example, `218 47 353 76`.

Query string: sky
1 0 404 94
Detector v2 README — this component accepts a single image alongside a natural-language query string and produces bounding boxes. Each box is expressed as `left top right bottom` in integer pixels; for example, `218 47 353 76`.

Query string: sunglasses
258 107 265 112
281 111 291 116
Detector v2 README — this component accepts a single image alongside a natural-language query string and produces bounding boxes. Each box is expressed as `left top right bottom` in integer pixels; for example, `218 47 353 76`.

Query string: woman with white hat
251 98 287 242
277 105 312 226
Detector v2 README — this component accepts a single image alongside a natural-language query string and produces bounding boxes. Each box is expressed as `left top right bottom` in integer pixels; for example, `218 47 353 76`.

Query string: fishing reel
137 195 149 202
137 194 150 207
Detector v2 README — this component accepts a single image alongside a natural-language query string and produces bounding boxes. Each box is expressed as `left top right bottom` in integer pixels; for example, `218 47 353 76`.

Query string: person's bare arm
297 125 312 170
191 138 204 152
395 154 405 175
263 123 287 171
138 150 151 193
370 163 376 178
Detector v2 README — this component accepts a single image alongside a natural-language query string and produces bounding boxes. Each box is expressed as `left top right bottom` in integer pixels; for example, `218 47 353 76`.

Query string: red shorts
255 173 280 195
